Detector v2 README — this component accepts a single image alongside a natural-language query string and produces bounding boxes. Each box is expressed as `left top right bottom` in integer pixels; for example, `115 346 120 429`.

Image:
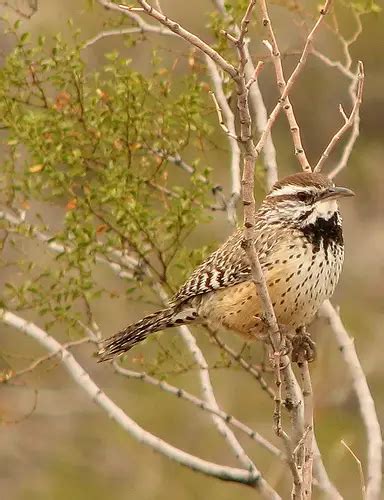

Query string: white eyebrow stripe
268 185 316 197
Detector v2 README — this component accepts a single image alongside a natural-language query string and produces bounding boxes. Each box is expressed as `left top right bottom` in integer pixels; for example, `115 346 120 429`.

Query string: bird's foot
290 327 316 363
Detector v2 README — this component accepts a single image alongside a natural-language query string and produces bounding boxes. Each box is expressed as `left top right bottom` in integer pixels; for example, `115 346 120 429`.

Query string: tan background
1 1 383 499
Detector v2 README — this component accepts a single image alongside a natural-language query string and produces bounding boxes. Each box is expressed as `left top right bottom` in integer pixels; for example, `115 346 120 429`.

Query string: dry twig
210 331 275 399
213 0 279 188
0 338 90 383
206 57 241 224
311 6 364 178
314 62 364 173
341 440 367 500
298 360 314 500
113 362 284 459
259 0 332 172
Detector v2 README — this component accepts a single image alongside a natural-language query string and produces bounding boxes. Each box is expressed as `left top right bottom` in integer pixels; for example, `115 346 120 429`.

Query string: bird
97 171 354 362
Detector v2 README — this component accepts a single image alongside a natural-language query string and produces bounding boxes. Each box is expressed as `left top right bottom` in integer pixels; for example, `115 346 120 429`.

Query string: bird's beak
319 186 355 201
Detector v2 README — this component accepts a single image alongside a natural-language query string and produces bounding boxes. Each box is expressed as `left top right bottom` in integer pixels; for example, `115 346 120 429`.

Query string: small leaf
66 198 77 210
96 224 108 234
29 164 44 173
20 32 30 43
96 88 109 102
53 90 71 111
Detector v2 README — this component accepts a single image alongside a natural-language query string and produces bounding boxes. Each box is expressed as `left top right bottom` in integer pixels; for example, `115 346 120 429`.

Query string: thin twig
0 209 136 280
209 90 238 142
311 5 364 178
341 440 367 500
238 0 257 49
149 148 201 177
298 360 314 499
113 362 284 459
147 274 266 490
206 56 241 225
246 61 265 90
117 0 238 78
293 427 310 458
259 0 332 172
314 61 364 173
210 331 275 399
212 0 278 189
1 338 90 383
270 350 302 498
312 49 354 79
83 27 167 49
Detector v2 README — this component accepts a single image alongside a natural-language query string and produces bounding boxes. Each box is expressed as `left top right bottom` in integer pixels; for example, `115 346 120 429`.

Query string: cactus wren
98 172 354 361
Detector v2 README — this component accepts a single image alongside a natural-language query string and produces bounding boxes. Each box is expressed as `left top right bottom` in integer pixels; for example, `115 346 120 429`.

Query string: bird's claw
291 329 316 363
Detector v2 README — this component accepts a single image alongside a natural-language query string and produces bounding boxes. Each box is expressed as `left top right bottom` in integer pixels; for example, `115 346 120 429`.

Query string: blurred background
0 1 383 499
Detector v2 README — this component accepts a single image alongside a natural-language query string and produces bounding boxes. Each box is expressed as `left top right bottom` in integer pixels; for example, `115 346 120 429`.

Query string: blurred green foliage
0 20 216 333
347 0 381 13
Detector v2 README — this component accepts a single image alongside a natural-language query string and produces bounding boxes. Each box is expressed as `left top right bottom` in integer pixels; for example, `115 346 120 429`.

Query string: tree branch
259 0 332 172
83 25 175 49
314 62 364 173
1 310 268 490
113 361 284 460
151 281 261 479
311 6 364 179
115 1 334 494
210 331 276 400
320 300 382 500
106 0 239 78
1 338 90 383
0 208 136 280
206 56 241 225
212 0 278 190
298 359 314 499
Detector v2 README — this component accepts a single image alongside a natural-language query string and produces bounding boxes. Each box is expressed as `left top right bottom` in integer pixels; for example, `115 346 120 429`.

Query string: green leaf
20 32 29 43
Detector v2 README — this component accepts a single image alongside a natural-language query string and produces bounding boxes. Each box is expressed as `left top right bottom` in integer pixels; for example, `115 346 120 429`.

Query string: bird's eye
297 192 310 202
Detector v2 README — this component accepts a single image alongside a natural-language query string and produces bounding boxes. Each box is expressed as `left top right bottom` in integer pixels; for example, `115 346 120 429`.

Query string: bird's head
263 172 354 228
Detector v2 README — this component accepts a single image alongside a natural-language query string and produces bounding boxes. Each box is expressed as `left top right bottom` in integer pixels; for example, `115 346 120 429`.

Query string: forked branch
259 0 333 172
314 62 364 173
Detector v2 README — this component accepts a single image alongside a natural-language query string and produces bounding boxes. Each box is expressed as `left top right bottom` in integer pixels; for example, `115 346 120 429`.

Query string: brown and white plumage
98 172 354 361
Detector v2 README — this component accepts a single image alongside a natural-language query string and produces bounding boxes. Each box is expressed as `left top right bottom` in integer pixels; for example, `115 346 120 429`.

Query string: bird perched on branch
98 171 354 362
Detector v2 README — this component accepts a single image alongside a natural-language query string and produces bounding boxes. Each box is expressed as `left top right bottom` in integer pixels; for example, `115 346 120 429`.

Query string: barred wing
170 229 251 306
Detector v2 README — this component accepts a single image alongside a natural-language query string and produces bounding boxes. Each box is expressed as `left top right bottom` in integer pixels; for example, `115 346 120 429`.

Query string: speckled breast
196 238 344 338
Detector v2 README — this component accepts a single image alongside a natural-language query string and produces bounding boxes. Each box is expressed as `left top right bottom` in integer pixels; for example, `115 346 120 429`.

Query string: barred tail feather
98 307 194 362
